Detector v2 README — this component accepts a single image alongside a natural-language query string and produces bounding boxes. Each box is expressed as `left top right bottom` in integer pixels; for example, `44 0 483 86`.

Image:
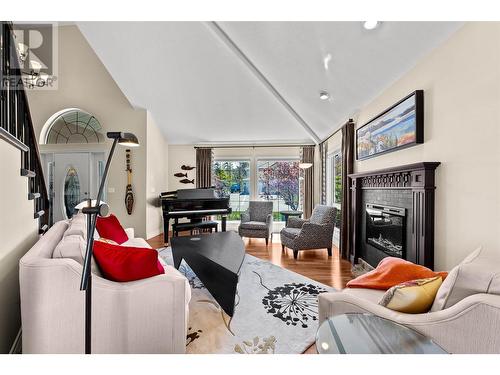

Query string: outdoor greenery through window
257 159 301 221
213 160 250 220
327 151 342 205
334 152 342 203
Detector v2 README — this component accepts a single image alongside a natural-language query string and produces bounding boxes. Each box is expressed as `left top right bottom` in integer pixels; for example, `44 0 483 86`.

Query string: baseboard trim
9 328 22 354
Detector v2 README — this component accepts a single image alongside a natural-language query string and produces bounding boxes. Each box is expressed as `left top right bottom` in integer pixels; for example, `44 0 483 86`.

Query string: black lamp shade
106 132 139 147
118 133 139 147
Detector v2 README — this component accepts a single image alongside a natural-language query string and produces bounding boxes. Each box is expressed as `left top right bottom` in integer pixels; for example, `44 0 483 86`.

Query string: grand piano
160 187 232 244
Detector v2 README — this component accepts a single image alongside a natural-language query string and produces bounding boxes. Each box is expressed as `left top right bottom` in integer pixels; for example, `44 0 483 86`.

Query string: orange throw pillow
347 257 447 290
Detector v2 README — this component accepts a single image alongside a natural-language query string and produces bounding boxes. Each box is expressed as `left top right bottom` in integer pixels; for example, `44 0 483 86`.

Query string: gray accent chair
280 205 336 259
238 201 274 245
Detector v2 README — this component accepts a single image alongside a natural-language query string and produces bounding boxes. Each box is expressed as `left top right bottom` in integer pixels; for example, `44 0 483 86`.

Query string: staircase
0 21 50 235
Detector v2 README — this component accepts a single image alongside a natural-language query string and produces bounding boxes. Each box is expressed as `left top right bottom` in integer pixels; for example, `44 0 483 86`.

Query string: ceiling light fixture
323 53 332 70
363 21 380 30
319 91 330 101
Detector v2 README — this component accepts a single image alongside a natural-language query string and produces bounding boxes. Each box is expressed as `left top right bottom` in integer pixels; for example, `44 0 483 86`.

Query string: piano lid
160 188 218 200
177 188 216 200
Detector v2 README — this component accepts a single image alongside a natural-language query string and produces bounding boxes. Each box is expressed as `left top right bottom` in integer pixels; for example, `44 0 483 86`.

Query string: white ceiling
77 21 462 144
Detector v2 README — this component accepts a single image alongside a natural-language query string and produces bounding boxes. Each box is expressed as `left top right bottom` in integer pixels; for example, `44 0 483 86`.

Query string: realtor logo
8 22 58 90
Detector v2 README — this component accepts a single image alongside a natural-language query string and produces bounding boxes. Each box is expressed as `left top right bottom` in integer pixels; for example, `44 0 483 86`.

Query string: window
42 109 103 144
212 160 250 220
257 159 300 221
327 150 342 205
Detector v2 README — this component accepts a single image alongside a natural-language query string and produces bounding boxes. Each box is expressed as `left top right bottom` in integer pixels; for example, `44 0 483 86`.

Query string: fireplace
348 162 441 269
365 204 405 259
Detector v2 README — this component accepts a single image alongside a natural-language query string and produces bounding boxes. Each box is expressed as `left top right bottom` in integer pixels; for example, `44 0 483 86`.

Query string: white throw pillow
430 247 500 311
63 212 100 239
52 234 102 276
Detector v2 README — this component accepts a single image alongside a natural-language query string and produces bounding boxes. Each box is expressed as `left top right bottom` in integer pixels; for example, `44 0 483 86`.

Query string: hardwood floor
147 231 354 354
147 232 354 290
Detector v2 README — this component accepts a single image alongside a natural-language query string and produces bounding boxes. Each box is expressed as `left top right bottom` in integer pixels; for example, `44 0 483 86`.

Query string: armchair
280 205 336 259
238 201 274 245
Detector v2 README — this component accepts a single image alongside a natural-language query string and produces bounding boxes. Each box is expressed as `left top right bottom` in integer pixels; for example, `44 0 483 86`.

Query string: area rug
158 247 335 354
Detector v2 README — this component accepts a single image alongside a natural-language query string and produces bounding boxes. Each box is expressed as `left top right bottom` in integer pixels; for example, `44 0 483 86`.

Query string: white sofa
19 216 191 354
318 249 500 354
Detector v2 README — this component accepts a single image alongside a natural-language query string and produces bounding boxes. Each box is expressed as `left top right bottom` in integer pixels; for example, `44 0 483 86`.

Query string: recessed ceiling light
319 91 330 101
363 21 380 30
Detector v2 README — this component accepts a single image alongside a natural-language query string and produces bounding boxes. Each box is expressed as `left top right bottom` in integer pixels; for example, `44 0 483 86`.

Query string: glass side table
316 313 447 354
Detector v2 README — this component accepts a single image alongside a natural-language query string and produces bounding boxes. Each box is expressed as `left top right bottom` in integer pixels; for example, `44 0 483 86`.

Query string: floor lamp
79 131 139 354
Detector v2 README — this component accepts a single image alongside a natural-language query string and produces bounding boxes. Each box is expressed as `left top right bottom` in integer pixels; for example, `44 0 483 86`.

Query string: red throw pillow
93 241 164 282
346 257 448 290
96 214 128 244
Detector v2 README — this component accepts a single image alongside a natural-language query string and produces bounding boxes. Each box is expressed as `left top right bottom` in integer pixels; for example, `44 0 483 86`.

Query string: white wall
352 22 500 270
146 112 169 238
26 25 165 238
0 141 39 353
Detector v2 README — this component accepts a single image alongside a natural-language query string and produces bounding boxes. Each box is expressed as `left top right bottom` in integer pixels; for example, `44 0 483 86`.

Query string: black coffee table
171 231 245 316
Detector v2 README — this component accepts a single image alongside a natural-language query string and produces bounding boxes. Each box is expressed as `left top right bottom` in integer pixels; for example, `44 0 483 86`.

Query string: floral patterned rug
159 247 335 354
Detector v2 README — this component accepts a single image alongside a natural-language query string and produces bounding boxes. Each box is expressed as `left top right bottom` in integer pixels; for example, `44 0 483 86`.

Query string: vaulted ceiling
77 21 462 144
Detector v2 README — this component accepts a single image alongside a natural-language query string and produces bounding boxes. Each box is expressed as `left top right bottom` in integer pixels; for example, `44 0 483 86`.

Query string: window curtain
339 119 355 260
301 145 315 219
195 148 213 188
319 142 328 205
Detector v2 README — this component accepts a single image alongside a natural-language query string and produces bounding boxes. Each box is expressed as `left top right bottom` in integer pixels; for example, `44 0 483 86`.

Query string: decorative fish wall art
179 178 195 184
181 165 195 171
174 172 188 178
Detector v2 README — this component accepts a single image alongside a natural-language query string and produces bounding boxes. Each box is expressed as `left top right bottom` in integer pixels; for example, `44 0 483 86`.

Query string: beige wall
0 141 39 353
353 22 500 270
26 25 169 239
146 112 169 238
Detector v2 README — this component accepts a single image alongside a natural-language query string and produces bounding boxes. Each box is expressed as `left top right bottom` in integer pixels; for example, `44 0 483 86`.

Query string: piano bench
172 221 219 236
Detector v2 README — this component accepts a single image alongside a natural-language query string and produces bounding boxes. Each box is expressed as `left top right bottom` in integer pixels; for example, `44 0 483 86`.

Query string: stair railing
0 21 50 234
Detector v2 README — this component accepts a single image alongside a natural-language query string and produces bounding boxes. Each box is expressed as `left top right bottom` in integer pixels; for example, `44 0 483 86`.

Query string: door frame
41 149 107 222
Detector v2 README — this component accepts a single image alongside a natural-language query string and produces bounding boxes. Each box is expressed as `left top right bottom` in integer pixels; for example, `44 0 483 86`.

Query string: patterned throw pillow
379 276 443 313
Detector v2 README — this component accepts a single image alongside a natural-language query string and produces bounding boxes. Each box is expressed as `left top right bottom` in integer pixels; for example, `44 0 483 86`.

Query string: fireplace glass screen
366 204 405 258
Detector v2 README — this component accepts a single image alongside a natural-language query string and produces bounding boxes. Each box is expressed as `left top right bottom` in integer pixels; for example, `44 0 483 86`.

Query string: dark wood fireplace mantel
348 162 440 269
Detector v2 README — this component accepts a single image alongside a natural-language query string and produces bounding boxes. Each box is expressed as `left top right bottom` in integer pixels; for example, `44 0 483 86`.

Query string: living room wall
0 141 39 353
26 25 168 238
353 22 500 270
146 111 169 238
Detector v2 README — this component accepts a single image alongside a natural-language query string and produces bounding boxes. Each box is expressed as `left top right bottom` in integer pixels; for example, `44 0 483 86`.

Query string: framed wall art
356 90 423 161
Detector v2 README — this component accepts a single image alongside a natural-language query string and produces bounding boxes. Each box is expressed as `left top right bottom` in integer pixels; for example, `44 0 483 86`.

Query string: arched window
40 108 103 144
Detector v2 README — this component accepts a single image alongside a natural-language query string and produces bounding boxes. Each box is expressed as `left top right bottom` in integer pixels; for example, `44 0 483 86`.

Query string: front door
54 153 90 221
